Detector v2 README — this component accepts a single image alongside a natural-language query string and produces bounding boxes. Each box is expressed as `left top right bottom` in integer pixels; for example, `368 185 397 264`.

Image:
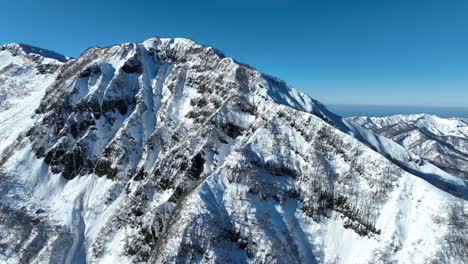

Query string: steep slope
0 43 68 159
0 43 69 263
348 114 468 179
0 38 466 264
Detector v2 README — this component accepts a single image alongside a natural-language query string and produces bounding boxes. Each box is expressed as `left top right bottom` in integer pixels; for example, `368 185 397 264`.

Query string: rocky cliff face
0 38 466 264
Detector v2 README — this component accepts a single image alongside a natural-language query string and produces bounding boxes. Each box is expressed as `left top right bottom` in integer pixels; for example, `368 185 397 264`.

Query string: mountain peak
0 43 70 62
1 37 467 263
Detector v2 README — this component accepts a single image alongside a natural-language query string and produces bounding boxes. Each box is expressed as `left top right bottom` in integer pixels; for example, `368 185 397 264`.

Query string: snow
0 84 46 154
2 43 70 62
343 118 468 199
354 114 468 138
98 227 133 264
0 45 64 156
0 38 467 264
0 49 16 68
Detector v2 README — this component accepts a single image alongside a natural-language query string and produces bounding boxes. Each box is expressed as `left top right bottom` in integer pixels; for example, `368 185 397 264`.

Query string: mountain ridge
0 37 466 264
1 43 71 62
348 114 468 180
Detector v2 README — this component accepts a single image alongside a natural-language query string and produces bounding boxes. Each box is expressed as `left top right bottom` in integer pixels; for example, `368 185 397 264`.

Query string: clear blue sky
1 0 467 107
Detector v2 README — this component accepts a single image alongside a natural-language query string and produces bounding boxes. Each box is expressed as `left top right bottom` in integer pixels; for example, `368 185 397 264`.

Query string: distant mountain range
0 39 466 264
328 104 468 119
348 114 468 180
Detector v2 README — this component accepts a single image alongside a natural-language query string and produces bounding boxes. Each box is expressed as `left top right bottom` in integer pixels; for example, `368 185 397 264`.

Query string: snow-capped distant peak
0 43 71 62
347 113 468 180
351 113 468 138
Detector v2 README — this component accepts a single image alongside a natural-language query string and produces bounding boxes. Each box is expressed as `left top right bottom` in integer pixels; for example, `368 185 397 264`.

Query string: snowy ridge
351 114 468 138
342 118 468 199
348 114 468 180
1 43 70 62
0 38 467 263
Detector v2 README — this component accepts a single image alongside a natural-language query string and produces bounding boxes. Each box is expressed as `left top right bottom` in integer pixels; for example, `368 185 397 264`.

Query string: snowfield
0 39 466 264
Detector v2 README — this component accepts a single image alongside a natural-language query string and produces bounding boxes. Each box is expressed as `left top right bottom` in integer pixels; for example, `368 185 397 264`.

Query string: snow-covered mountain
348 114 468 179
0 38 466 264
0 43 68 159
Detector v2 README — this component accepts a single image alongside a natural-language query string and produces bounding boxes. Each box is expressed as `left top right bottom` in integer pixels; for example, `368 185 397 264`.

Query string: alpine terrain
348 114 468 180
0 38 466 264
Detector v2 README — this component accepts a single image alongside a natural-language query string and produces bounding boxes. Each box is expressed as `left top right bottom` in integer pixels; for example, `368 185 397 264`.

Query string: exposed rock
0 38 466 264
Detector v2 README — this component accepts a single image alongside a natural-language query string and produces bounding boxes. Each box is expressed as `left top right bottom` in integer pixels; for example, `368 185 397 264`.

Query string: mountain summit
0 38 466 264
